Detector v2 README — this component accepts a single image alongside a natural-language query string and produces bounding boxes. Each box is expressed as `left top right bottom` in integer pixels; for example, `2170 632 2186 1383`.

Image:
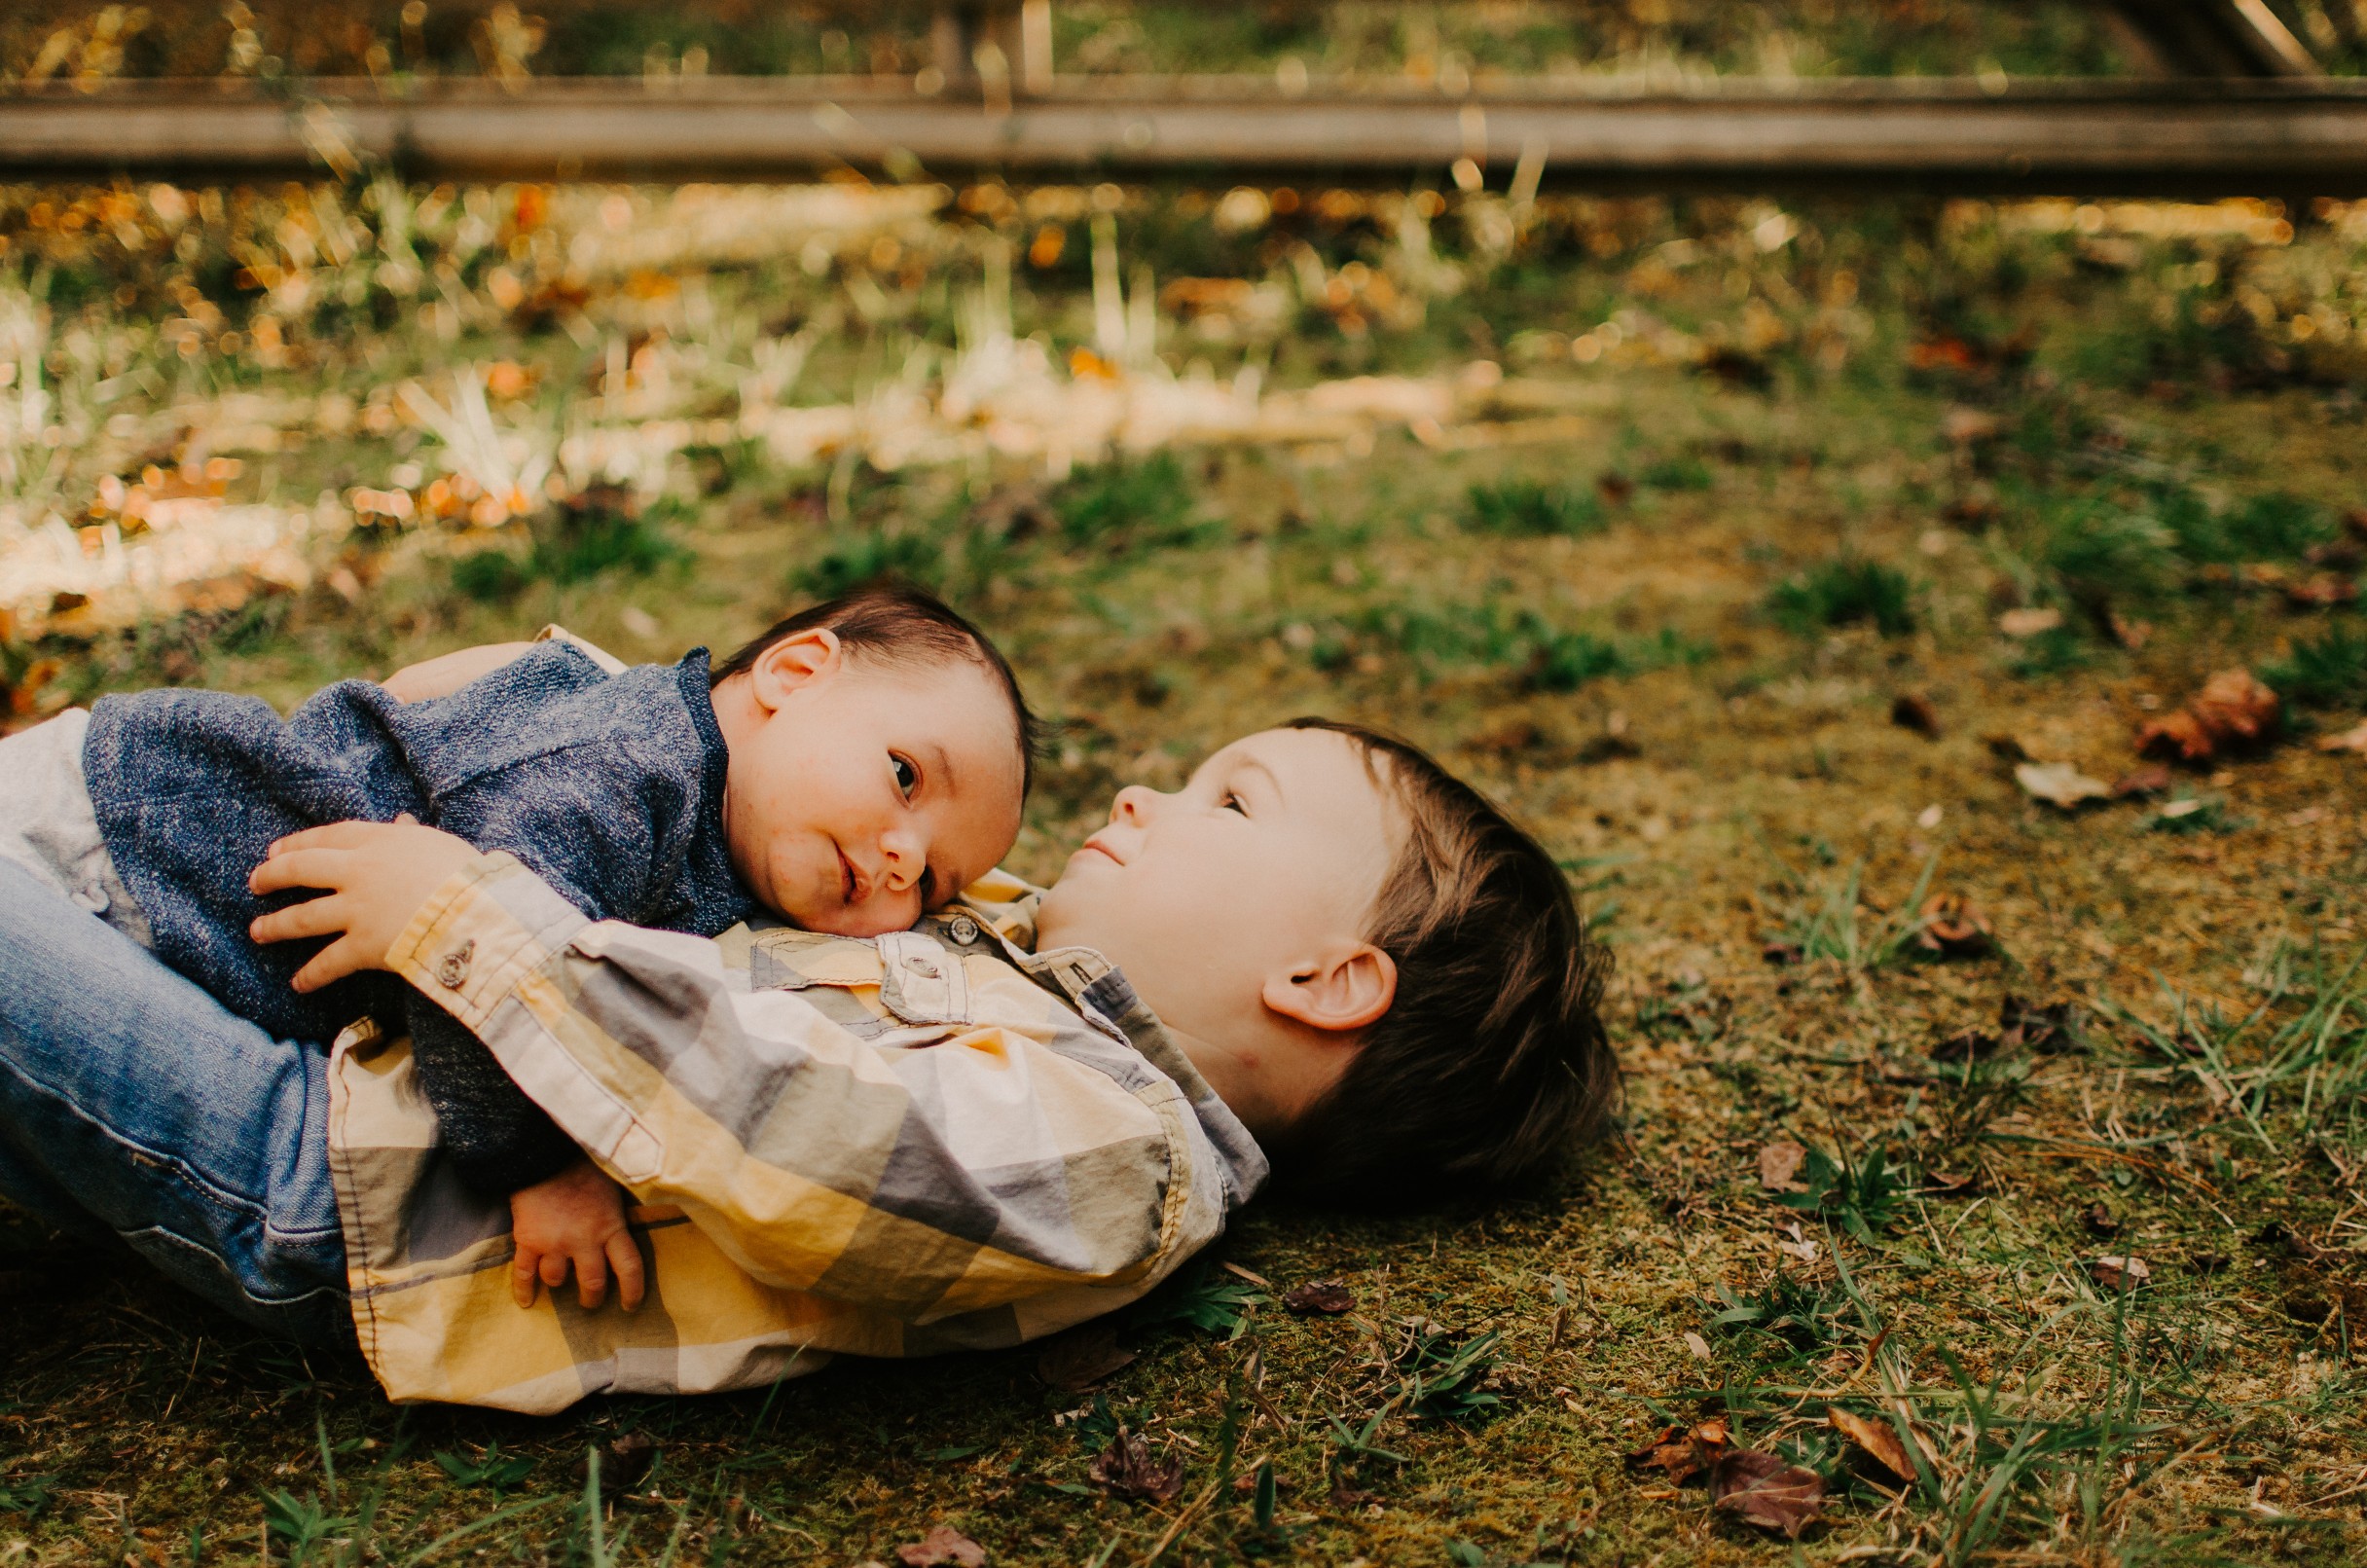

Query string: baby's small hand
247 818 480 992
508 1158 645 1312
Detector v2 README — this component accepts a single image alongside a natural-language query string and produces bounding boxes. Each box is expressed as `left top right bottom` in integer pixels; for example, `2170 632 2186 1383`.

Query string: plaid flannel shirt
327 855 1266 1413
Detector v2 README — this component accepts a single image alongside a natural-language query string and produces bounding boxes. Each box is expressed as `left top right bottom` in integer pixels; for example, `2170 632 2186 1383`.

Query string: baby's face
720 653 1024 937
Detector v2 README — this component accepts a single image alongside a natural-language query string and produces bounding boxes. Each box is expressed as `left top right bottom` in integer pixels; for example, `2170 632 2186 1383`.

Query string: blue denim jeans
0 857 349 1339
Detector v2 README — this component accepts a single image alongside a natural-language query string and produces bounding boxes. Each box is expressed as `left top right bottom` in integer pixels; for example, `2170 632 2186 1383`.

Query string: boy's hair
1266 716 1618 1210
710 583 1039 792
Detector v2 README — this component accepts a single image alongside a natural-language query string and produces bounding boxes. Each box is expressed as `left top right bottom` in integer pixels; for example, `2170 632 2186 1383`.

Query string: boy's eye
892 754 919 798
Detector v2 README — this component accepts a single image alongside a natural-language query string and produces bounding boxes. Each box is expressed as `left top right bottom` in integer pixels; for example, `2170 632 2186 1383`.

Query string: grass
1766 558 1918 638
11 166 2367 1566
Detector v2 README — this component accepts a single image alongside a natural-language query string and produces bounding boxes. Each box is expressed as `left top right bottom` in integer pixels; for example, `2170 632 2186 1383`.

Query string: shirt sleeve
385 855 1196 1324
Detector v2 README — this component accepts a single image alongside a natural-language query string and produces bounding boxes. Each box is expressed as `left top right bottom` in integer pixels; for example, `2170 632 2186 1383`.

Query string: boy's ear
747 629 843 713
1261 941 1397 1035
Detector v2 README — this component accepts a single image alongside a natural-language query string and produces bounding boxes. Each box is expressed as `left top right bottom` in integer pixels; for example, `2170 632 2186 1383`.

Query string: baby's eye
891 754 919 798
1219 790 1246 815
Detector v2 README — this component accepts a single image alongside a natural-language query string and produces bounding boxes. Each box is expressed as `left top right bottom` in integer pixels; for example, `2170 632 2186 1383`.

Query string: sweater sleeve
402 994 584 1195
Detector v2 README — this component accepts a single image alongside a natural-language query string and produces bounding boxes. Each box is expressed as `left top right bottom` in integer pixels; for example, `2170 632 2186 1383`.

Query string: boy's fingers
512 1248 542 1307
248 893 347 945
574 1251 608 1311
265 821 391 858
605 1232 646 1312
289 936 367 994
249 848 348 897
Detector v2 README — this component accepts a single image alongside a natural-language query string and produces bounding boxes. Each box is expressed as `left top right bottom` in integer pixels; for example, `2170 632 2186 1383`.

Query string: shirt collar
946 912 1269 1210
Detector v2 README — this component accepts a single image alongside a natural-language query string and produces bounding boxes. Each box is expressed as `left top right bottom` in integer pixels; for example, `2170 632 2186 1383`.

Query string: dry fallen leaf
2109 613 2153 651
1985 733 2035 762
1827 1406 1928 1485
2137 669 2279 762
1890 692 1942 738
1710 1447 1825 1538
1996 606 2064 638
2083 1202 2120 1236
1625 1419 1730 1485
1916 893 1993 956
1088 1429 1184 1503
895 1526 988 1568
1682 1331 1714 1362
1758 1140 1808 1193
1999 996 2074 1051
1930 1028 1998 1063
1281 1280 1357 1315
2110 763 2174 797
2015 760 2113 809
2316 718 2367 754
1034 1322 1138 1393
2089 1256 2152 1292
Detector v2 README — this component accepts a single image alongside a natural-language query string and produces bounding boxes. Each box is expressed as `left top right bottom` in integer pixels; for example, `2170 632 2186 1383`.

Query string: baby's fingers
605 1230 646 1312
512 1245 544 1307
573 1248 609 1311
266 820 402 859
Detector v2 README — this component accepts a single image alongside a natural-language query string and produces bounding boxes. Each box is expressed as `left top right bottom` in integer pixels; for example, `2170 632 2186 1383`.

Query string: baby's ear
1263 941 1397 1035
747 628 844 710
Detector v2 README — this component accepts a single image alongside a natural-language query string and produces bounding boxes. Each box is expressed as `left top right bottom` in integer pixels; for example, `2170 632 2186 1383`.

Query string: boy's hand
509 1158 645 1312
247 819 481 992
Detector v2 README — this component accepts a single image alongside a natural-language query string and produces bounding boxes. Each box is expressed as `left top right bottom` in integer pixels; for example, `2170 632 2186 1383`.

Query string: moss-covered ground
5 168 2367 1566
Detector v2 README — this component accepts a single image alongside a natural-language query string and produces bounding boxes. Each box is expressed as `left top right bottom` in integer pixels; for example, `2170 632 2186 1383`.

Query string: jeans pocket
118 1224 350 1341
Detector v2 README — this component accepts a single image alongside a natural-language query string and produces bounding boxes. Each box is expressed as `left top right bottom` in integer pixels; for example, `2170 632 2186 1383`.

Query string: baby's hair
1267 716 1618 1209
710 582 1039 793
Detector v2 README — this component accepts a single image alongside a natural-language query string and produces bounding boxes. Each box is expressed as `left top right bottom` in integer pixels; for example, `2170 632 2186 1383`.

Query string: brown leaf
1915 893 1992 956
1999 996 2074 1051
2137 670 2279 762
2083 1202 2119 1236
2015 760 2113 810
2089 1256 2152 1291
1282 1280 1356 1315
1625 1420 1730 1485
1984 732 2035 762
575 1432 657 1494
1827 1407 1920 1484
1889 692 1941 738
2108 614 2153 651
1035 1323 1138 1393
2110 763 2174 797
1757 1140 1808 1193
1709 1447 1825 1538
1941 406 2001 446
1762 939 1804 966
2317 718 2367 754
1088 1429 1184 1503
1923 1170 1980 1196
1596 471 1636 506
895 1527 988 1568
1930 1029 1998 1064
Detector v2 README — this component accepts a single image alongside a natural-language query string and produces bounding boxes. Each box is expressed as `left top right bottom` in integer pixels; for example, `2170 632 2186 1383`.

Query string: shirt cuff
386 852 593 1035
533 623 627 675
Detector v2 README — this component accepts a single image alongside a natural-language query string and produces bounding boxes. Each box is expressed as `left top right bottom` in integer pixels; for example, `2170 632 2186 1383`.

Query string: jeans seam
0 1050 317 1231
124 1224 346 1309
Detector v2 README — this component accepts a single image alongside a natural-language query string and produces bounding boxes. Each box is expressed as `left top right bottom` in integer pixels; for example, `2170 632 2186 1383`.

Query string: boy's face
1035 728 1399 1105
719 640 1025 938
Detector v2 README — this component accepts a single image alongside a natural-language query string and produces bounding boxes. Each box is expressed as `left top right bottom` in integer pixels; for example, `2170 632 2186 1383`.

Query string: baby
0 582 1033 1309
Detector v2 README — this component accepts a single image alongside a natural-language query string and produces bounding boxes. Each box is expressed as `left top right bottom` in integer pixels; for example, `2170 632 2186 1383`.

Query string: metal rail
5 76 2367 194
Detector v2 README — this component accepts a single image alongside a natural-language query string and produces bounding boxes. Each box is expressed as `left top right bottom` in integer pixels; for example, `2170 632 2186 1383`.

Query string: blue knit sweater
83 641 756 1191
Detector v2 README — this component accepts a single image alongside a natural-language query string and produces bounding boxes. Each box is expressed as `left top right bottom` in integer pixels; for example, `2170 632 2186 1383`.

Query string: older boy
0 713 1613 1411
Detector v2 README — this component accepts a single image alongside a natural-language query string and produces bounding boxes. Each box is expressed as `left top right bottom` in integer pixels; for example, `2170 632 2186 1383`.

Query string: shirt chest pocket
745 929 974 1033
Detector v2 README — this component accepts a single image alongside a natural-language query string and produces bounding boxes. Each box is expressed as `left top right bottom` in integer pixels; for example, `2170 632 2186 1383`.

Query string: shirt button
436 939 474 989
947 916 979 945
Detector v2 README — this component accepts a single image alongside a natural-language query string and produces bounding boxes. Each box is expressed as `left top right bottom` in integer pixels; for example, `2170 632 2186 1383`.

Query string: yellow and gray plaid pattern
326 856 1262 1413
